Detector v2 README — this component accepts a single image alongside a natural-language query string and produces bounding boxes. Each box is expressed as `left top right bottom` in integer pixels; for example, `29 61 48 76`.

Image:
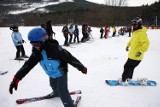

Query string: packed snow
0 26 160 107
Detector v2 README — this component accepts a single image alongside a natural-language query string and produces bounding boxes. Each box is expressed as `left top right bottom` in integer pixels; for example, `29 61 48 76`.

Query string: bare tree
105 0 128 6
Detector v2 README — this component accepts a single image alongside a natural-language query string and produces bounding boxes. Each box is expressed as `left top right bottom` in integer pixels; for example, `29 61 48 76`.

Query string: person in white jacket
10 26 28 60
68 24 74 43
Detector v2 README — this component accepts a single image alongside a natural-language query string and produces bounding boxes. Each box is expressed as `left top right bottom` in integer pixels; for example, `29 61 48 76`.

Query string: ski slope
0 26 160 107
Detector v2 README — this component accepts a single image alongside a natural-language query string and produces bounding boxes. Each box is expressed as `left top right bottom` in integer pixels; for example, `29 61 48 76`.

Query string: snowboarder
10 25 28 60
9 27 87 107
119 17 150 85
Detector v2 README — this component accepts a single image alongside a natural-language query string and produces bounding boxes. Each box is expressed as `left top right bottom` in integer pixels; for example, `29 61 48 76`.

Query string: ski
9 58 28 61
74 96 81 107
16 90 81 104
0 71 8 75
63 45 76 48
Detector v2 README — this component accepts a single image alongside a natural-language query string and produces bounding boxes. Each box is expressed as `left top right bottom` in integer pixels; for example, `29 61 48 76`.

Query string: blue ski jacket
13 39 85 80
11 31 23 46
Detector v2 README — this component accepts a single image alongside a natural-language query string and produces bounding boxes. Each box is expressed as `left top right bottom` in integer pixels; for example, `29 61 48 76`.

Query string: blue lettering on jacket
40 50 63 78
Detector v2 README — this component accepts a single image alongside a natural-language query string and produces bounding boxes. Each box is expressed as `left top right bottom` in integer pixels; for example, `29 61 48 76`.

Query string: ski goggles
30 41 41 49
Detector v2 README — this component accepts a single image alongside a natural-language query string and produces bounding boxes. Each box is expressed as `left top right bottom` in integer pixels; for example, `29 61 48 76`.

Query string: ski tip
16 100 24 104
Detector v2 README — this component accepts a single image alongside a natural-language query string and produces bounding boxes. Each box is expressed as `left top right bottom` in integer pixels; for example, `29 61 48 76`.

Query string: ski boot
45 92 59 99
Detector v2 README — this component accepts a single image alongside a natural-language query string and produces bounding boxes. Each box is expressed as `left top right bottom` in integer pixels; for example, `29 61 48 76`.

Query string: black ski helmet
131 17 142 27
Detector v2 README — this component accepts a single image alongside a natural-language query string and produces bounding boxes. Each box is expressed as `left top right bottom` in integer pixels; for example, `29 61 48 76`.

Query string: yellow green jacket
112 27 116 32
127 26 150 60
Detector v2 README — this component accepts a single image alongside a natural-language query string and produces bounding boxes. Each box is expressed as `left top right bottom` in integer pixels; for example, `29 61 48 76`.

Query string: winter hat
10 26 18 31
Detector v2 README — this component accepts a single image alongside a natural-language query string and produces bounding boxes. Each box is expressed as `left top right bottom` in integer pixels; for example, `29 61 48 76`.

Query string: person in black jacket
100 27 104 39
73 25 80 43
9 27 87 107
46 20 55 40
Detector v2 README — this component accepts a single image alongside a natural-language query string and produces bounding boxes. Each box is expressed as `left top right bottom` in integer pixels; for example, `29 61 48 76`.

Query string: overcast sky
86 0 159 6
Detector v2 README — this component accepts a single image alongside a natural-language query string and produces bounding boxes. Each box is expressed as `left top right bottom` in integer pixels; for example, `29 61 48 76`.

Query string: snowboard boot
137 78 148 85
118 78 128 86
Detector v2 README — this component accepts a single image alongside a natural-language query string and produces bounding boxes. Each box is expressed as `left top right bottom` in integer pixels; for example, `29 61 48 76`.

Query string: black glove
126 46 129 51
9 77 20 94
17 41 22 44
135 52 141 57
22 40 26 43
81 67 87 74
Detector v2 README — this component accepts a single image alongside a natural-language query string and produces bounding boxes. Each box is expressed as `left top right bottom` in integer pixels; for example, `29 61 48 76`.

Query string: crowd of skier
40 21 94 46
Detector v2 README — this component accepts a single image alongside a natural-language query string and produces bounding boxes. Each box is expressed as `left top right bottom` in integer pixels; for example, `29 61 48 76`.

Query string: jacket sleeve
11 32 18 45
58 47 85 71
139 33 150 53
127 39 131 47
14 48 42 80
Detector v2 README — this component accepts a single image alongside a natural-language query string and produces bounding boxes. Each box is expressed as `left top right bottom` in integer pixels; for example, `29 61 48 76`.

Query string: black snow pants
122 58 141 82
15 45 25 58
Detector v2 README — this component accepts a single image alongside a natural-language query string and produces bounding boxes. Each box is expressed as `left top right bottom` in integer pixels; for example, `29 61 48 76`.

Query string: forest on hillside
0 0 159 27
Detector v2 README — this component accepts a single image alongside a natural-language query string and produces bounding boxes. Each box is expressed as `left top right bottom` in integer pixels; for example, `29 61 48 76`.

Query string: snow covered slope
0 26 160 107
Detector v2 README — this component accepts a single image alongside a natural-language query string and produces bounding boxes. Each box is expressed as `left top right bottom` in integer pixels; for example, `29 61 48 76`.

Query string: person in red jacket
62 24 69 46
104 26 109 39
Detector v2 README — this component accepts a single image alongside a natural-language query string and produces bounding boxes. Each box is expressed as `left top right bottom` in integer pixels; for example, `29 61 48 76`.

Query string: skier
81 23 88 42
10 25 28 60
100 27 104 39
119 17 150 85
62 24 69 46
87 25 92 39
112 26 116 37
73 25 80 43
40 23 47 30
128 26 132 37
9 27 87 107
118 27 124 36
104 26 109 39
46 20 55 40
68 24 74 44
